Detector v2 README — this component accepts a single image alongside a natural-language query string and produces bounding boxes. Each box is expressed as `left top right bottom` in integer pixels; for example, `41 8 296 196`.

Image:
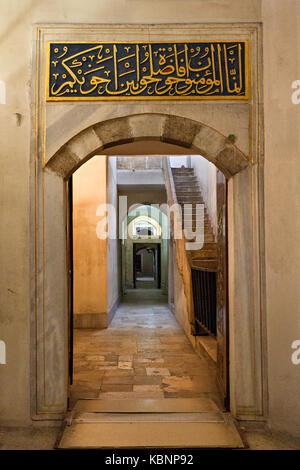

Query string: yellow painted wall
73 156 107 327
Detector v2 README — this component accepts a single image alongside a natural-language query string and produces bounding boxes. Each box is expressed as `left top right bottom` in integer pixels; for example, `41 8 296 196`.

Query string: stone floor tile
104 369 134 377
133 367 148 376
100 384 133 392
146 367 171 376
71 291 217 405
118 355 133 361
132 376 162 386
85 355 106 361
133 385 162 392
118 361 133 370
102 375 134 385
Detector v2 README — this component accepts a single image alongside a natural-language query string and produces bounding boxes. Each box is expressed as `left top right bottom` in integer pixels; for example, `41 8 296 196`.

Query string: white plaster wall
169 156 190 168
107 157 119 316
191 155 217 236
117 169 164 187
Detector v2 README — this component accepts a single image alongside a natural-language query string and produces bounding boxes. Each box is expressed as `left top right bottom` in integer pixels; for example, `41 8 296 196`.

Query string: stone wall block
46 145 80 178
93 117 133 147
67 127 102 162
128 113 166 139
216 145 249 176
162 115 200 147
192 126 225 162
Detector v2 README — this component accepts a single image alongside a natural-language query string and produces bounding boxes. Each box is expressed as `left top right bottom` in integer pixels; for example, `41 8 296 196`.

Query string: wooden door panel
66 177 74 390
216 170 229 409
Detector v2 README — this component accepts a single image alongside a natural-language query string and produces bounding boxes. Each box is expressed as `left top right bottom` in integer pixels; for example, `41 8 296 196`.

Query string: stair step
172 168 194 173
174 178 198 182
185 242 215 250
176 191 202 196
184 226 215 230
191 259 218 269
179 203 208 208
58 419 245 449
185 235 215 242
188 248 217 255
184 219 211 222
185 233 215 237
174 181 200 188
183 227 214 233
178 198 204 203
182 223 211 228
175 183 201 188
190 243 218 250
183 221 213 225
183 217 212 222
185 242 217 246
179 202 206 205
190 251 217 259
73 398 218 413
174 178 198 184
73 411 223 424
173 174 197 177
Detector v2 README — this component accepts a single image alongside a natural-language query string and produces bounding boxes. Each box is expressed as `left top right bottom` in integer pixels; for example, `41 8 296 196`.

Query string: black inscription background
48 42 247 99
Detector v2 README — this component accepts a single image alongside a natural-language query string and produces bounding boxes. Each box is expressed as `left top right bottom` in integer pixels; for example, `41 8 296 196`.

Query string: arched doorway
122 205 168 292
32 113 265 424
69 152 229 419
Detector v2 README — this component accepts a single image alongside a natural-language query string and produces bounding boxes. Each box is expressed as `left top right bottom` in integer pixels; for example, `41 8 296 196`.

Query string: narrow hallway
70 289 220 408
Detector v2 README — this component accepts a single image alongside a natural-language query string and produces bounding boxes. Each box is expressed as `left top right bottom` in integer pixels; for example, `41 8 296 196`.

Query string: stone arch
46 113 249 179
123 204 169 239
34 111 265 422
128 216 162 239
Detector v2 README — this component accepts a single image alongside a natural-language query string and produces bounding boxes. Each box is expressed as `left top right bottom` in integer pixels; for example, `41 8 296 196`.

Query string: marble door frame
30 24 266 423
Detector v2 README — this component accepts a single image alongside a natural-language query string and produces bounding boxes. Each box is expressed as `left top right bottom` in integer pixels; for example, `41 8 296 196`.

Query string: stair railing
191 266 217 336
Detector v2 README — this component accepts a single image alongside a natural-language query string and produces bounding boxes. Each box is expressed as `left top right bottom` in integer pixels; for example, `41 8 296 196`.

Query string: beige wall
119 189 167 210
73 156 107 328
263 0 300 436
0 0 299 438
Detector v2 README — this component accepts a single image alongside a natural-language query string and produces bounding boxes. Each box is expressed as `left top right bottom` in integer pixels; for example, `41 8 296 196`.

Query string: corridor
70 289 220 408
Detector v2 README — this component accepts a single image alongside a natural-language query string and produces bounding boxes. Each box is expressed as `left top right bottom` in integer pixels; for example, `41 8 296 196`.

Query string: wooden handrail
163 158 196 334
191 266 217 273
162 157 178 206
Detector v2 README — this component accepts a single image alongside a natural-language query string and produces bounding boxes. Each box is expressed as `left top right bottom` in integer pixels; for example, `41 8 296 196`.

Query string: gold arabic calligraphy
48 42 247 100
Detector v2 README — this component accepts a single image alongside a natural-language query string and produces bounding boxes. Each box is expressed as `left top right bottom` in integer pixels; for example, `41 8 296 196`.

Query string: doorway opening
133 244 161 288
68 153 228 413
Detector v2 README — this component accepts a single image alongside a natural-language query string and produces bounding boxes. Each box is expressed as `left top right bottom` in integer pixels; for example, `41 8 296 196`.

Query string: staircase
57 398 244 449
171 168 217 271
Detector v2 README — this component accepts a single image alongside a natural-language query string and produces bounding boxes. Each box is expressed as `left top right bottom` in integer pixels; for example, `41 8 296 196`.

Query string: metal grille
191 268 217 336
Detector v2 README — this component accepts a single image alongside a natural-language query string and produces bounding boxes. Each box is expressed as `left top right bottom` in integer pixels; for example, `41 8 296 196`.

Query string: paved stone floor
70 289 221 408
1 290 300 449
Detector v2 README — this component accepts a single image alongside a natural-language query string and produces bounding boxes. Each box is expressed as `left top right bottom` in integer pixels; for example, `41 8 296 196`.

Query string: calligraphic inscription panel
47 41 248 101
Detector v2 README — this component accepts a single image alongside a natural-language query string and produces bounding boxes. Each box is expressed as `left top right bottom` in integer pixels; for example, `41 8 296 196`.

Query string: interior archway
45 113 249 179
33 112 266 424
